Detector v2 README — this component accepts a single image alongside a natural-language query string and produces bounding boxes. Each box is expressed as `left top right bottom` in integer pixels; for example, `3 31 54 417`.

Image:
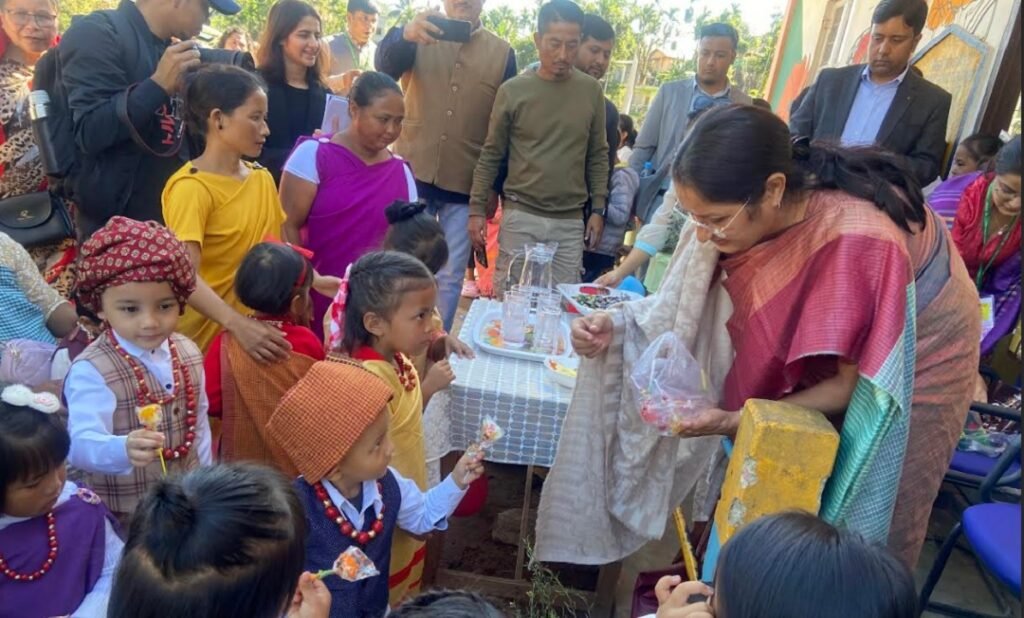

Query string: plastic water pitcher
506 242 557 304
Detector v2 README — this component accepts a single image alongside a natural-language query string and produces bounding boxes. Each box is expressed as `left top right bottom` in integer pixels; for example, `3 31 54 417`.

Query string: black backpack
31 10 149 204
31 42 77 201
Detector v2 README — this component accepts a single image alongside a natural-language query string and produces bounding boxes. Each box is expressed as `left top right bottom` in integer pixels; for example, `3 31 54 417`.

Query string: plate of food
558 284 643 315
473 311 570 362
544 355 579 389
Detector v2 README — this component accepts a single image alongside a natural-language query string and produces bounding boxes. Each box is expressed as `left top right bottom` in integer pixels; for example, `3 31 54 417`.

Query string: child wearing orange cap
268 357 485 618
324 250 451 603
64 217 212 524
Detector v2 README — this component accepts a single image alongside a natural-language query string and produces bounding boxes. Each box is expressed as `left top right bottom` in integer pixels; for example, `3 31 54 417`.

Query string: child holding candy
64 217 213 524
267 357 485 618
0 385 123 617
325 250 448 603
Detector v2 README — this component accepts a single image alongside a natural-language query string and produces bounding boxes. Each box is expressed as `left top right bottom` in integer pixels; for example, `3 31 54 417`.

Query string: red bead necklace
107 331 198 461
394 354 417 392
0 511 58 582
313 481 385 546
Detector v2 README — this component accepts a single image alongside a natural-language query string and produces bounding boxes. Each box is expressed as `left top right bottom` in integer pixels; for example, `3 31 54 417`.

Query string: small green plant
515 543 588 618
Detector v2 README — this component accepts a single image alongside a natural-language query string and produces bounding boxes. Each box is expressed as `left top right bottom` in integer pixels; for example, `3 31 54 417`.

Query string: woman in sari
0 0 75 295
569 105 979 568
952 136 1020 356
280 71 416 339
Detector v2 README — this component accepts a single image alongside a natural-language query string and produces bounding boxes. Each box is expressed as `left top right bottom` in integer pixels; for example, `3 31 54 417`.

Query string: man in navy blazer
790 0 951 186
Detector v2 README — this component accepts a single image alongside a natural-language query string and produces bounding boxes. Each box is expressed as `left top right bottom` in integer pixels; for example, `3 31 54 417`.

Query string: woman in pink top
280 71 416 338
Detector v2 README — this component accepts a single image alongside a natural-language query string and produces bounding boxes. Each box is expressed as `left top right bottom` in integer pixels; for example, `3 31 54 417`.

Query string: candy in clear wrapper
630 332 715 436
468 416 505 457
317 547 379 582
479 416 505 449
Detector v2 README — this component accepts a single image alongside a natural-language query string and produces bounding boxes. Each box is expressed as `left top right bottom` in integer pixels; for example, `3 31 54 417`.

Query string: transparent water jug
506 242 557 306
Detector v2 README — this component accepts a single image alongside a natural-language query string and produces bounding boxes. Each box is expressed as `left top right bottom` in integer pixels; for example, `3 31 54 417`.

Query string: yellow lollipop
136 404 167 476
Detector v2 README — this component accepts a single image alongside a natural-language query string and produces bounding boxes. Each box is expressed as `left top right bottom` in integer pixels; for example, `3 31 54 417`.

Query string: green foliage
58 0 117 29
514 543 588 618
482 3 540 69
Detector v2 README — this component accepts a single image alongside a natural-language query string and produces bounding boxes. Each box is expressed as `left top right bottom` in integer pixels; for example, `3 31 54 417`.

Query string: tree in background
58 0 115 29
482 4 540 68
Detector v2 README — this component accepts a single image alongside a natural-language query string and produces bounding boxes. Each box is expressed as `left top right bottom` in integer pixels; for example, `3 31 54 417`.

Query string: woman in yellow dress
162 64 290 362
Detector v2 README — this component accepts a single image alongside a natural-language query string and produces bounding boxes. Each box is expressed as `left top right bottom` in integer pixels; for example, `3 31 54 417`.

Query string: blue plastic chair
919 428 1022 617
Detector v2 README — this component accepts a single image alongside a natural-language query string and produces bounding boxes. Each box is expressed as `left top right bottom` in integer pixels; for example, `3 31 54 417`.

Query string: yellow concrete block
713 399 840 544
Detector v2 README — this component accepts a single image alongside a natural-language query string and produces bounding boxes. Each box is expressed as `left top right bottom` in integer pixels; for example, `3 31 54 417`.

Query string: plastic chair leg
919 522 1016 618
920 523 963 613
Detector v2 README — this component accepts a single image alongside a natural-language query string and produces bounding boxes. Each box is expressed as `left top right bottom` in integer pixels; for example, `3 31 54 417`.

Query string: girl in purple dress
280 71 416 339
0 384 122 617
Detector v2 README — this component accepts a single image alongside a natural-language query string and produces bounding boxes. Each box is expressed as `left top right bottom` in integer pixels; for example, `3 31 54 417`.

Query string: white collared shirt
65 331 213 476
320 468 467 535
0 481 123 617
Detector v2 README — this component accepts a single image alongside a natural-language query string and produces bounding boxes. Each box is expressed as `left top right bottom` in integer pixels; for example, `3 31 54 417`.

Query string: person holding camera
58 0 242 238
375 0 516 332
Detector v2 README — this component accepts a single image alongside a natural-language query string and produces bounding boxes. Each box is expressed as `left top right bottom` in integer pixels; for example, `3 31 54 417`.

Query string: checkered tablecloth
423 299 573 470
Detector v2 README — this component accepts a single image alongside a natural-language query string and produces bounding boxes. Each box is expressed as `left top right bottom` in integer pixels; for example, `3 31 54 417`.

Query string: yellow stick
673 506 699 582
157 448 167 477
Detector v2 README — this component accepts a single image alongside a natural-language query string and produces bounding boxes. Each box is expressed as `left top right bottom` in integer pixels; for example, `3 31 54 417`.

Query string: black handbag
0 190 74 248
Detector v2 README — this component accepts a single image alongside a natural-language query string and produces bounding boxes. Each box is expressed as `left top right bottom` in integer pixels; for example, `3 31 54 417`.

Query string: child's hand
286 572 332 618
125 429 165 468
452 447 485 490
422 359 456 395
655 576 715 618
443 335 475 359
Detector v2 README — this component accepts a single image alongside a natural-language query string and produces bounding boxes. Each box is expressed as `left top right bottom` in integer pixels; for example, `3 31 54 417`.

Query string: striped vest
74 333 203 516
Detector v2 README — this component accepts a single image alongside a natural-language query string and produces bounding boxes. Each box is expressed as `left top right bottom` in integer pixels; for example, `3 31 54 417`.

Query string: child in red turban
64 217 212 525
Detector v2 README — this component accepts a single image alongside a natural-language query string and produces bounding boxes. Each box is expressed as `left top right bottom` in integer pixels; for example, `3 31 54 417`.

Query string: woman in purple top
928 133 1002 229
280 72 417 338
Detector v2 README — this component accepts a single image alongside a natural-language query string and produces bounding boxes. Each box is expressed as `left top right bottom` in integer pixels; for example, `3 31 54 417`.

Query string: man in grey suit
629 23 752 220
790 0 951 186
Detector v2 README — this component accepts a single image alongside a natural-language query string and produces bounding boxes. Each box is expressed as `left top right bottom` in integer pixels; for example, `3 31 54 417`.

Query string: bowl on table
544 355 579 390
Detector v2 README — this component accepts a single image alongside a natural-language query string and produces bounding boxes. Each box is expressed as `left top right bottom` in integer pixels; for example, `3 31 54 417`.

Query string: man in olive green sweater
468 0 609 294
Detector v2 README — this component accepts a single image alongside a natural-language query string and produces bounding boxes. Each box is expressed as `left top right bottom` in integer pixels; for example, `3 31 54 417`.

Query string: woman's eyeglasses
3 9 58 28
683 198 750 240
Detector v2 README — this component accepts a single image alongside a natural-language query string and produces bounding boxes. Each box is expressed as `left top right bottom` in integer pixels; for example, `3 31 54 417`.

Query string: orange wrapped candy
317 547 379 582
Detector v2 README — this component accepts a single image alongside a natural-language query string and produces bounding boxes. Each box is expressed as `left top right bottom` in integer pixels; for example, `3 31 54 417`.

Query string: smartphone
474 246 489 269
426 15 472 43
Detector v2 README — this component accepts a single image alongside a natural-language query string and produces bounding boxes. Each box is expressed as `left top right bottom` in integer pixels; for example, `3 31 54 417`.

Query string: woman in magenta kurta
280 71 415 338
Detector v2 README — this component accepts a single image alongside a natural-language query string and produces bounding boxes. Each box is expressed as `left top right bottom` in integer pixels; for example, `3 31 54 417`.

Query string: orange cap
267 357 393 483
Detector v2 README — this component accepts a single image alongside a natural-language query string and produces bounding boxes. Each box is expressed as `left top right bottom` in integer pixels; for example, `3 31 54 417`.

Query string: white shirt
321 468 467 535
65 331 213 475
0 481 123 617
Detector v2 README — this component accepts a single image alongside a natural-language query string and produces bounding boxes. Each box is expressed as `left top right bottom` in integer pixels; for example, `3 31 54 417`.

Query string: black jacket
259 75 328 183
59 0 188 236
789 64 951 186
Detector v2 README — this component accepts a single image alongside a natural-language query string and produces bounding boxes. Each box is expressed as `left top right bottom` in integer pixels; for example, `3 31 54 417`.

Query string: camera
198 48 256 71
